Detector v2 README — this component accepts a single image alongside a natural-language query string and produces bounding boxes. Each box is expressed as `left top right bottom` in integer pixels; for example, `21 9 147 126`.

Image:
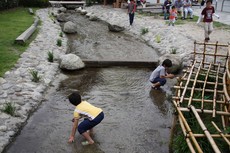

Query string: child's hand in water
68 136 74 143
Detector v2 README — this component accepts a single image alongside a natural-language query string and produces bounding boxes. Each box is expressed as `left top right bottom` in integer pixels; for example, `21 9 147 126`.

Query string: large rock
59 54 85 70
57 13 68 22
159 54 183 74
63 21 77 34
108 23 125 32
58 7 67 13
80 9 87 15
89 15 98 21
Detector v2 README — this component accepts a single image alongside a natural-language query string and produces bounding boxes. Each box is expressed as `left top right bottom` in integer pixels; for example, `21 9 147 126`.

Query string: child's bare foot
81 140 94 146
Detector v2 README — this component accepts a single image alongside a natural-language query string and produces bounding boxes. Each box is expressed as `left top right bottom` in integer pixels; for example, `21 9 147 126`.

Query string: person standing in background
127 0 136 26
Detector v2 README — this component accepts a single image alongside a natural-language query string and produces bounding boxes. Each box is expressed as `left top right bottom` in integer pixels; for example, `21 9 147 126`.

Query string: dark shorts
78 112 104 134
150 77 166 86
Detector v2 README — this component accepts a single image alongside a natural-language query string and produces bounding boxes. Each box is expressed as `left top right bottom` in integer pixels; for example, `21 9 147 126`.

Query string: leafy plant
59 32 63 37
57 39 62 46
29 69 41 82
155 35 161 43
47 51 54 62
2 102 16 116
141 27 149 35
171 48 177 54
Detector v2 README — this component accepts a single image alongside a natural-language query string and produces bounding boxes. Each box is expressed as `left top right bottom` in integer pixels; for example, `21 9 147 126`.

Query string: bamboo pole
223 72 230 103
183 69 224 77
194 40 197 61
173 86 224 94
179 107 230 116
211 121 230 146
201 63 212 111
188 62 203 106
203 43 206 68
173 101 203 153
194 41 228 47
214 41 218 64
192 52 229 58
190 105 221 153
180 60 197 104
178 116 196 153
212 63 221 117
194 61 226 70
220 102 227 131
172 96 226 104
193 134 230 138
181 78 223 86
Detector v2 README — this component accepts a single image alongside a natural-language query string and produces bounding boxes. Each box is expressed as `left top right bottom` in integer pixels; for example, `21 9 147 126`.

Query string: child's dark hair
206 0 212 4
68 91 82 106
171 6 175 9
162 59 172 67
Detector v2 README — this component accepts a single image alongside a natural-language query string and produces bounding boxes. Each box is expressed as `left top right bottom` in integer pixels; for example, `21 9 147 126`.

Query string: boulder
76 7 82 13
59 54 85 70
63 21 78 34
80 9 87 15
57 13 68 22
58 7 67 13
108 23 125 32
89 15 98 21
159 54 183 74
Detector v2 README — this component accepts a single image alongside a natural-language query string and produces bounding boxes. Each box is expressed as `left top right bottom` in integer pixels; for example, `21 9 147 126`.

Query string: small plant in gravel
171 48 177 54
141 27 149 35
2 102 16 116
47 51 54 62
155 35 161 43
59 32 63 37
29 69 41 82
57 39 62 47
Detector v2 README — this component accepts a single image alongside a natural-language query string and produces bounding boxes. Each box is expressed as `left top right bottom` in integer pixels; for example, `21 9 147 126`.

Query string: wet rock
76 7 82 13
63 21 78 34
108 23 125 32
89 15 98 21
80 9 87 15
57 13 69 22
0 78 6 84
58 7 67 13
59 54 85 70
0 126 8 132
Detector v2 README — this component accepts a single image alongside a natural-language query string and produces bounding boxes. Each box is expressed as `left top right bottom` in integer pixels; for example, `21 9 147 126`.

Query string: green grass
0 7 39 77
2 102 16 116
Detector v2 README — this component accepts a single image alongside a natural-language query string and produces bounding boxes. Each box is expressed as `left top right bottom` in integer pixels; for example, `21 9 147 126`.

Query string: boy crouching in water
68 91 104 145
149 59 174 89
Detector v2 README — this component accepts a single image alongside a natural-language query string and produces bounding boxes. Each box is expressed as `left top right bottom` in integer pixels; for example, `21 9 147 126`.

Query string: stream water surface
4 11 174 153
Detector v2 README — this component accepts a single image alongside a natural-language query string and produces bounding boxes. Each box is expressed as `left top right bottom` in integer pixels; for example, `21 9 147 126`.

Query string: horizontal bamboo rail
193 134 230 138
172 96 226 104
173 86 224 94
194 41 229 47
179 107 230 116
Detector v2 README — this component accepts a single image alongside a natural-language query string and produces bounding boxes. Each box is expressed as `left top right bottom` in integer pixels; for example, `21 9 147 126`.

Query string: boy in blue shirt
149 59 174 89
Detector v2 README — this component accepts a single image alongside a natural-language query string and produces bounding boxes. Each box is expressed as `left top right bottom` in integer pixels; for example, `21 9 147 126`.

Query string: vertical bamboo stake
214 41 218 64
180 61 197 104
194 41 197 61
190 105 221 153
212 63 221 118
220 102 227 131
188 62 203 106
203 43 206 68
211 121 230 146
201 63 212 110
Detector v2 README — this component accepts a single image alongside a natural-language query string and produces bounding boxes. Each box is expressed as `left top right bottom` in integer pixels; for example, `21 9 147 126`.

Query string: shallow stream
4 11 174 153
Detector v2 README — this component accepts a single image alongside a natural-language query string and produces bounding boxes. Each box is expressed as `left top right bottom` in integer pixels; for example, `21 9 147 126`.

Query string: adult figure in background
183 0 193 19
174 0 184 19
163 0 172 20
127 0 136 26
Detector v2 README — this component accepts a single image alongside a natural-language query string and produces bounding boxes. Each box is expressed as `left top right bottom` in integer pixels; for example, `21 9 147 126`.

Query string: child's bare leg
82 132 94 144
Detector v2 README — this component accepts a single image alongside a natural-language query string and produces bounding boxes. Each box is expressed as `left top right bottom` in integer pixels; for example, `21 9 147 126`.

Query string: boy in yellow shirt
68 92 104 145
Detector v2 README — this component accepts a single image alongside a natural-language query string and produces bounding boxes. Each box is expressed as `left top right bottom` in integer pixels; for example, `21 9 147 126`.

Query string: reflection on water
5 67 173 153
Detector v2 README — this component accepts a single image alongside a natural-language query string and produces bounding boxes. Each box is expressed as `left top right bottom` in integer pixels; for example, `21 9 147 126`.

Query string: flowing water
4 11 175 153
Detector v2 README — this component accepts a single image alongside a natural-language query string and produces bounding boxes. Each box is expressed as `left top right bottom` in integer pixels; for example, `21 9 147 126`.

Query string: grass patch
57 38 62 46
29 69 41 82
2 102 16 116
141 27 149 35
47 51 54 62
0 7 39 77
155 35 161 43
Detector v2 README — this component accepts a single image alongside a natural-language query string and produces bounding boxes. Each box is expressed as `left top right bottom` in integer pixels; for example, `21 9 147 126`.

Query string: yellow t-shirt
74 101 102 120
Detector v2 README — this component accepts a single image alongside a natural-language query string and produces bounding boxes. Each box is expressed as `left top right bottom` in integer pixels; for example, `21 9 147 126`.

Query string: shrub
47 51 54 62
2 102 16 116
57 39 62 47
171 48 177 54
141 27 149 35
59 32 63 37
155 35 161 43
29 69 41 82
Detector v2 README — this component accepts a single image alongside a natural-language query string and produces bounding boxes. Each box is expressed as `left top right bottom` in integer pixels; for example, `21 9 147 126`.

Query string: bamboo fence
172 41 230 152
